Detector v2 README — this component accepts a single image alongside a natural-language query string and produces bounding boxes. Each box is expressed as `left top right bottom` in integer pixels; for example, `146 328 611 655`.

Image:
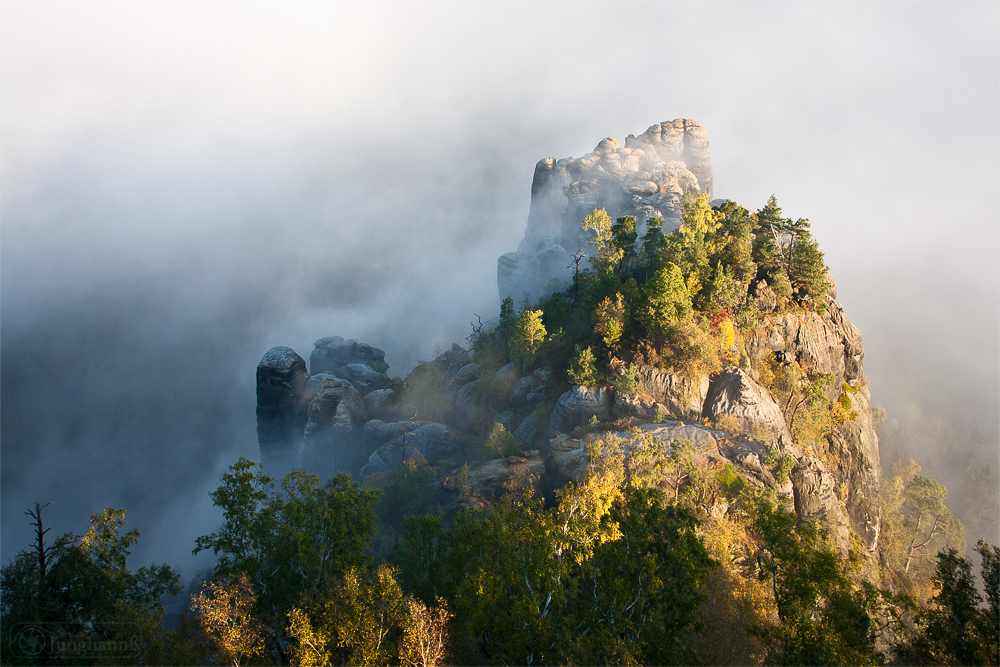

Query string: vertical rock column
256 346 308 477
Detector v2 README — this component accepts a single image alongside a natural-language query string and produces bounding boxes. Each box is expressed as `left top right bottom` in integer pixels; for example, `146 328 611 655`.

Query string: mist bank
2 1 997 573
3 131 996 573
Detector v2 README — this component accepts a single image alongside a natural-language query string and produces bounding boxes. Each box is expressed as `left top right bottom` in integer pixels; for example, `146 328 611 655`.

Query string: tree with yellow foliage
191 573 266 667
581 207 624 275
398 597 452 667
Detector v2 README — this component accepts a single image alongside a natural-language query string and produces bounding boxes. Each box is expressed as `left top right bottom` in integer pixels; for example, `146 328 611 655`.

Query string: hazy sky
2 2 997 573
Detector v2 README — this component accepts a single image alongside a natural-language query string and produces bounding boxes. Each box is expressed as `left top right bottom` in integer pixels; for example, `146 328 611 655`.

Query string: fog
2 2 997 575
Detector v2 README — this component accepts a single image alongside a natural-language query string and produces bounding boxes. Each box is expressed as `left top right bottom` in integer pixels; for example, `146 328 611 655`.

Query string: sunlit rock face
499 119 713 303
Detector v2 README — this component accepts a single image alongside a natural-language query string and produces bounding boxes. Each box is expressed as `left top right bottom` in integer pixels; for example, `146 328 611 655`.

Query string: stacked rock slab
499 119 713 303
257 337 392 479
256 346 309 477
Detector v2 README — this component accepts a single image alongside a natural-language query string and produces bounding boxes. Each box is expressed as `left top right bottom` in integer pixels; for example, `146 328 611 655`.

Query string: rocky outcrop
746 301 864 391
702 369 793 447
500 119 713 302
363 389 404 422
545 422 850 552
612 392 665 422
465 452 546 500
311 337 390 375
790 457 850 552
301 375 367 474
746 302 880 548
257 337 395 478
536 298 881 553
635 366 709 419
361 422 462 477
548 385 615 434
256 347 308 476
826 385 881 548
333 363 391 396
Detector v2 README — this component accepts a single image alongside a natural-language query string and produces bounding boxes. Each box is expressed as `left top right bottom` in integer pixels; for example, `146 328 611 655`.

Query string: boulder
790 457 850 553
256 346 308 476
513 414 541 448
752 279 777 313
361 422 462 477
454 380 485 432
363 419 427 451
491 363 522 404
701 369 793 446
549 386 615 434
634 366 709 419
545 434 588 488
310 336 389 375
625 181 659 197
333 363 391 396
466 453 546 500
612 392 665 422
508 375 546 411
363 388 404 422
450 363 479 389
300 375 367 475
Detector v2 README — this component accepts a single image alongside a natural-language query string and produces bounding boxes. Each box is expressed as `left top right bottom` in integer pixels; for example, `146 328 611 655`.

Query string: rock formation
256 338 393 479
255 118 881 556
499 119 713 303
256 346 308 476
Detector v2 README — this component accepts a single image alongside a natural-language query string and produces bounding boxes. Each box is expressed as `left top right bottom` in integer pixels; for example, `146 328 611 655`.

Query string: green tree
714 199 757 285
582 208 624 275
510 309 547 366
879 459 965 596
568 489 714 666
641 263 693 337
746 491 885 665
1 504 181 666
640 215 667 277
752 195 789 279
191 573 266 667
895 542 1000 665
594 293 625 351
567 345 598 386
700 262 744 316
193 459 378 660
665 194 723 297
610 215 638 276
787 224 828 311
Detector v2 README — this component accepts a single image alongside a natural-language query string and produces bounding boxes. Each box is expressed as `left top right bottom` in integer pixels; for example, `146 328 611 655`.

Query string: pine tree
640 216 666 278
788 226 829 310
567 345 598 386
611 216 638 276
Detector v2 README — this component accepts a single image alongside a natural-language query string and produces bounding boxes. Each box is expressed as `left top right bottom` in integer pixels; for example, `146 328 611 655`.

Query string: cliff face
491 120 881 552
257 119 881 555
499 119 712 303
746 300 881 547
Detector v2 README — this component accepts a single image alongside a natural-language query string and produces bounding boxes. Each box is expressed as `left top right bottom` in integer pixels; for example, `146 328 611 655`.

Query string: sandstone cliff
499 119 712 303
257 118 881 558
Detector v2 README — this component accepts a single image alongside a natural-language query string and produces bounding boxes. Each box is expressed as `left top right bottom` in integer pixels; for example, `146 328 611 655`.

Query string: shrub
764 448 796 484
610 362 639 398
567 345 598 386
483 423 519 459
